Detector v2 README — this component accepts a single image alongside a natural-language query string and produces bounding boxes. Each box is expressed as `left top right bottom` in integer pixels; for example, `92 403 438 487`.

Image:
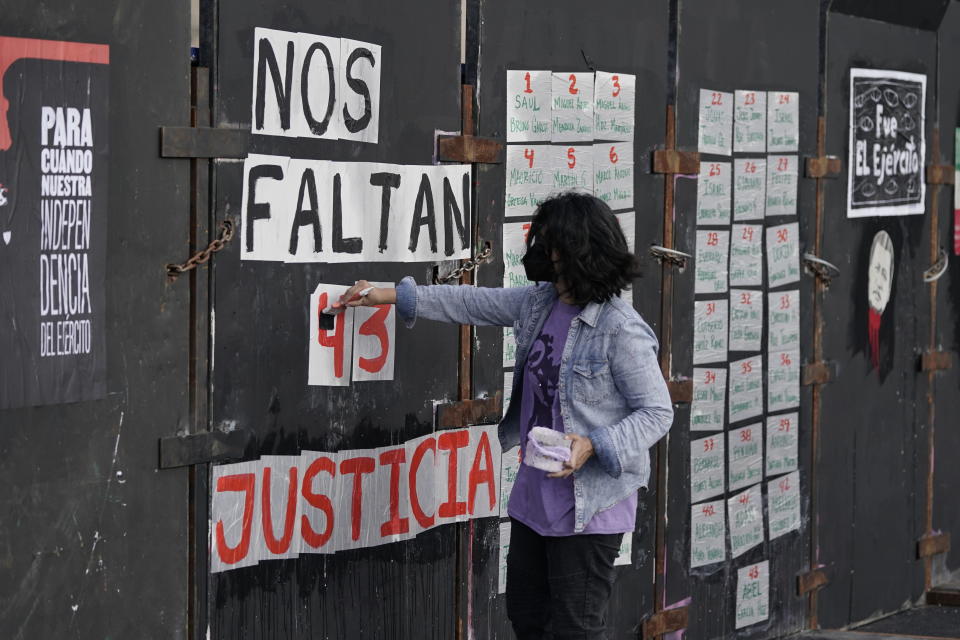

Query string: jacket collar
533 283 603 327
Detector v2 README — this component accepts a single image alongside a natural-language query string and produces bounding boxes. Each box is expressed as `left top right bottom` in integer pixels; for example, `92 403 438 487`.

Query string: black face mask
522 240 556 282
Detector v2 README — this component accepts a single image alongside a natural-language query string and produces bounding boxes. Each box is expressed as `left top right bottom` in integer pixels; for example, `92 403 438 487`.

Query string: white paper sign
729 355 763 423
338 38 382 143
503 371 515 419
728 423 763 491
693 300 728 365
294 33 343 140
736 561 770 628
499 445 521 515
504 325 517 367
506 70 552 142
498 520 511 593
551 72 594 142
729 289 763 352
352 281 396 382
730 224 763 287
697 161 732 225
734 90 767 153
309 283 355 386
593 142 633 210
614 532 633 566
768 470 801 539
691 367 727 431
766 412 799 476
768 349 800 412
698 89 733 155
734 158 767 221
691 434 725 503
594 71 635 141
767 91 799 152
766 155 799 217
695 230 730 294
242 154 292 261
768 289 800 351
691 499 726 568
617 211 636 304
552 145 594 192
505 145 555 218
728 484 764 558
503 221 532 289
766 222 800 287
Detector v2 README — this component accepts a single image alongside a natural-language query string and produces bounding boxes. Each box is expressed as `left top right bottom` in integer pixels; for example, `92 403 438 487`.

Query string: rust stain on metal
925 163 955 185
801 361 833 386
804 155 841 178
642 607 688 639
436 394 502 428
917 532 950 559
667 379 692 404
652 148 700 175
921 350 952 372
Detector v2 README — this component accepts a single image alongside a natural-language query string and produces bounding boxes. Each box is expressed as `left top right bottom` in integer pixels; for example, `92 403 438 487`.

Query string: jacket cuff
395 276 418 328
588 427 623 478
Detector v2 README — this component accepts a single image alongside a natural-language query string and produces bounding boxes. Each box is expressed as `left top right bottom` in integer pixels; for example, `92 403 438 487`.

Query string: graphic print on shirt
525 332 560 433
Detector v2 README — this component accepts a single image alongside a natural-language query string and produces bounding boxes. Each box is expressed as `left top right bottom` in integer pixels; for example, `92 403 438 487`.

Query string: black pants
505 519 621 640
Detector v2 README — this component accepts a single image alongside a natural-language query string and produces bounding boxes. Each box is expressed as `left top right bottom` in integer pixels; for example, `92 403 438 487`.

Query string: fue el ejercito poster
0 36 109 409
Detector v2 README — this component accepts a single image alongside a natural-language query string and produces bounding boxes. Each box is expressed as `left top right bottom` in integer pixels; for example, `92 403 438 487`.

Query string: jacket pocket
571 360 612 405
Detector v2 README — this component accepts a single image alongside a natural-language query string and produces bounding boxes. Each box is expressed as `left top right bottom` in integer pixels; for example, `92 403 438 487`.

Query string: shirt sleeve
395 276 534 329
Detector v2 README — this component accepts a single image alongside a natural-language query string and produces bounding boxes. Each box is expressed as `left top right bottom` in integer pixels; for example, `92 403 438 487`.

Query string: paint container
524 426 572 473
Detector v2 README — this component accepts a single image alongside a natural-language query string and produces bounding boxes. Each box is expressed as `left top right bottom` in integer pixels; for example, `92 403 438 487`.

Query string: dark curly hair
526 191 640 305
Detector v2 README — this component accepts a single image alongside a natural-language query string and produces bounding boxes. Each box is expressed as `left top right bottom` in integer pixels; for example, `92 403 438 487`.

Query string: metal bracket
927 584 960 607
923 249 949 283
159 126 250 159
802 360 837 386
436 393 503 429
437 135 503 164
649 245 691 270
642 607 688 639
667 378 693 404
917 532 951 559
926 164 955 185
805 155 842 178
159 428 253 469
797 567 829 595
921 350 953 372
803 253 841 286
652 149 700 175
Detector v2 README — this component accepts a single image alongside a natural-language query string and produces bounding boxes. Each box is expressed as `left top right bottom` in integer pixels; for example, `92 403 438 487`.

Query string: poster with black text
0 36 109 408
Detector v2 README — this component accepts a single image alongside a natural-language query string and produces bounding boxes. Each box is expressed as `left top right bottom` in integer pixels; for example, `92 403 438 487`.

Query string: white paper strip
734 157 767 221
251 28 300 138
593 142 633 210
504 325 517 367
728 484 764 558
614 532 633 566
730 224 763 287
695 230 730 294
729 289 763 352
294 33 343 140
766 412 799 476
241 154 292 261
503 370 515 419
352 281 396 382
698 89 733 155
505 145 555 218
734 90 767 153
338 38 382 143
767 349 800 412
552 144 594 192
691 367 727 431
503 221 532 289
767 470 801 539
691 499 726 568
691 434 725 503
693 300 729 365
617 211 636 304
594 71 636 141
728 423 763 491
506 70 552 142
768 289 800 351
736 561 770 628
309 283 355 387
499 445 521 515
729 355 763 423
498 520 511 594
767 91 799 152
765 155 799 217
766 222 800 287
551 72 594 142
697 161 732 225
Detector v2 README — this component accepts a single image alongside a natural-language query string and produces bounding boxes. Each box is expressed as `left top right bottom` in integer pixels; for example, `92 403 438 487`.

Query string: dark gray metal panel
208 1 464 638
0 0 192 638
819 11 934 628
670 2 820 638
471 1 670 637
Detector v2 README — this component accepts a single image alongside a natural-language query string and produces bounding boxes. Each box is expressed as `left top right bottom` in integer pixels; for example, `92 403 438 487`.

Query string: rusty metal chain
166 219 235 279
434 242 494 284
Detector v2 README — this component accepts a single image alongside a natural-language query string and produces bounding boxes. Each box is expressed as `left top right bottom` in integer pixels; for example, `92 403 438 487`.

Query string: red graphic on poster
867 231 894 371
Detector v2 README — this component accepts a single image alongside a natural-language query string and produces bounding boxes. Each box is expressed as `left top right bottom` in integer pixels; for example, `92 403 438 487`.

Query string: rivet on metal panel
797 568 830 595
642 607 688 639
925 164 955 185
920 351 953 373
667 378 693 404
652 149 700 175
917 532 951 559
804 155 842 178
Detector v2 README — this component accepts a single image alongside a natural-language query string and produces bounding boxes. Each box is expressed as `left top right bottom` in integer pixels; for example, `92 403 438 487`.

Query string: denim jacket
395 277 674 533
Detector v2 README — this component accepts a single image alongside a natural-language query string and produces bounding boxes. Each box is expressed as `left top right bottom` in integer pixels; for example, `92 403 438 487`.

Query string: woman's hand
547 434 594 478
334 280 397 310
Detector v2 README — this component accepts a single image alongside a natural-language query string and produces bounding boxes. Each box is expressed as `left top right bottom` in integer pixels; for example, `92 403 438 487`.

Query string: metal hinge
802 360 837 386
642 607 688 639
436 393 502 428
437 135 503 163
159 126 250 159
805 155 842 178
917 532 951 559
797 567 830 595
159 428 253 469
667 378 693 404
926 164 955 185
652 149 700 175
920 351 953 372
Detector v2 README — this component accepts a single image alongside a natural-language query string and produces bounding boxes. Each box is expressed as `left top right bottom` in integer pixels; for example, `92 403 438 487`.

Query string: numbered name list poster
0 37 110 408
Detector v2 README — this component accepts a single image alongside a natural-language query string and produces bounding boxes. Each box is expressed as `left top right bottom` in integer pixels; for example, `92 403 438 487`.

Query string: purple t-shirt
507 299 637 536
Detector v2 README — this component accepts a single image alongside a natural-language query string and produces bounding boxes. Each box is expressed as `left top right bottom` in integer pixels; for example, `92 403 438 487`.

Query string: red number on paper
711 92 723 106
703 438 715 452
777 157 789 171
612 75 622 97
357 305 391 373
706 231 719 246
745 161 757 174
778 418 791 432
609 146 619 164
317 292 347 379
779 478 791 492
523 72 533 93
780 352 792 366
567 147 577 169
749 565 760 579
568 74 579 95
779 294 791 310
708 163 721 177
741 361 753 374
777 228 789 243
704 370 717 384
740 429 752 442
524 147 535 168
740 292 752 305
744 92 756 106
741 226 754 242
778 93 790 105
522 222 531 243
702 504 716 516
739 493 750 504
706 302 717 315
